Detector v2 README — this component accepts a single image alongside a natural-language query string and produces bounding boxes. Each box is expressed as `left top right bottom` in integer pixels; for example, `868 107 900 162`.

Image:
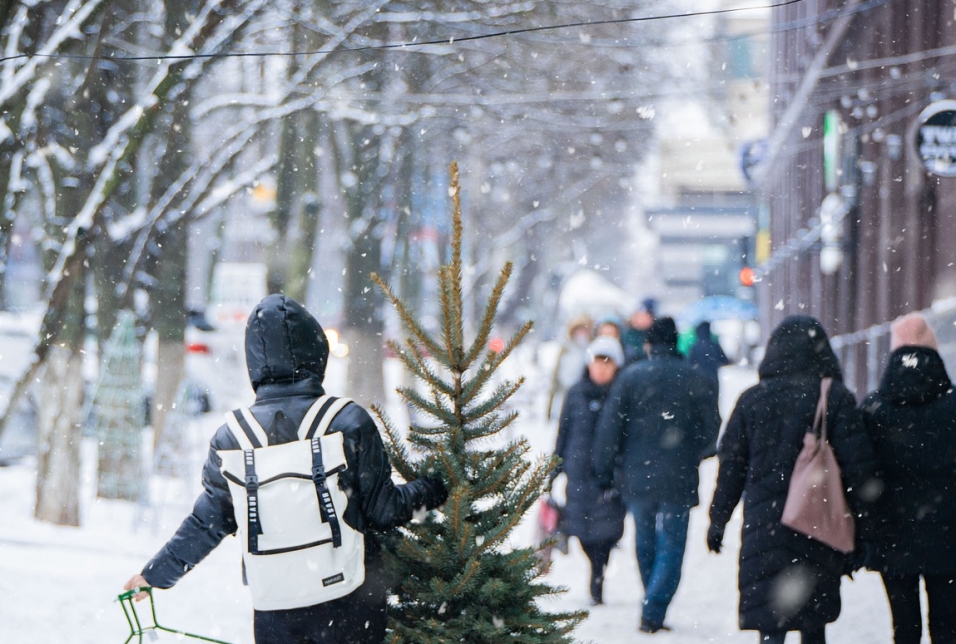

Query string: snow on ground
0 337 910 643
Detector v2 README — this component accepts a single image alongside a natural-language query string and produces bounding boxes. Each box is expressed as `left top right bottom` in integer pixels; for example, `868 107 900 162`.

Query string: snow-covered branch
0 0 105 108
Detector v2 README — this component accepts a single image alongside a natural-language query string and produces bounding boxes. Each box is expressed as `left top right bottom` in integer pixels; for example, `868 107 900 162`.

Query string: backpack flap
218 433 349 552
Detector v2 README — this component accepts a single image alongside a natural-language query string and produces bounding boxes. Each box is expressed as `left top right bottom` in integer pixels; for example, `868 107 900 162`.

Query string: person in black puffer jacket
124 294 446 644
859 313 956 644
707 315 877 644
553 335 627 606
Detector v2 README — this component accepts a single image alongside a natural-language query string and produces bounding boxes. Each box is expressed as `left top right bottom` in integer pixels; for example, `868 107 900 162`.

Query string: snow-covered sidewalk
0 363 904 643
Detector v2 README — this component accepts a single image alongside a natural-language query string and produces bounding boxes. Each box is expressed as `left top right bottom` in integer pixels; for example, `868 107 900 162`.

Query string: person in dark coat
859 313 956 644
553 335 628 606
622 297 657 360
124 294 447 644
687 320 730 390
592 317 721 633
707 315 877 644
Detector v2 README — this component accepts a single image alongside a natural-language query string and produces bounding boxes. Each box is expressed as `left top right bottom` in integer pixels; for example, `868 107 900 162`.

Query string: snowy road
0 356 911 643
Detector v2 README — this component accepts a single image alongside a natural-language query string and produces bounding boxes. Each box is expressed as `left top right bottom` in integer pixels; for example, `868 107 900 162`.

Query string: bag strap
223 408 270 449
224 409 261 449
242 448 263 553
221 411 267 553
299 395 352 549
813 377 833 442
310 435 343 548
297 395 353 440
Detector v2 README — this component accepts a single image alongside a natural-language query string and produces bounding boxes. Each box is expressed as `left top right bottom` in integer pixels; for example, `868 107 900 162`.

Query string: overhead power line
0 0 805 65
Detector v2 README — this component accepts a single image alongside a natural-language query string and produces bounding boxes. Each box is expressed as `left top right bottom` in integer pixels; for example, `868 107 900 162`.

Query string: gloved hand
706 523 724 554
422 477 448 510
598 487 620 504
843 542 872 577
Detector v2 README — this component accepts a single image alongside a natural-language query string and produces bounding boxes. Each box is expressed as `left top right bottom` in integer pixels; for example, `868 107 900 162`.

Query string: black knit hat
645 316 678 348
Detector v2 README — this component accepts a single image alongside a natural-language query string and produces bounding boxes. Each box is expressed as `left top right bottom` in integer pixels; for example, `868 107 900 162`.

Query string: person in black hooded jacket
124 294 446 644
859 313 956 644
707 315 877 644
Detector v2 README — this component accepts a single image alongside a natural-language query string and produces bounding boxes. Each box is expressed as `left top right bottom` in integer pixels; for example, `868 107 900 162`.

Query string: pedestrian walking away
707 315 877 644
552 335 627 606
622 297 657 360
687 320 730 392
859 313 956 644
592 317 721 633
123 294 447 644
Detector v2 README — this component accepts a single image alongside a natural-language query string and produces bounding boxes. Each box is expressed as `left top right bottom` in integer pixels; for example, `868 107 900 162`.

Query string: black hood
244 294 329 391
877 345 952 406
758 315 843 380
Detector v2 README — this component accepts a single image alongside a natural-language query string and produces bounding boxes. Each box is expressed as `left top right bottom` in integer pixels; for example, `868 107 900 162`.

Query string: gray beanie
587 336 625 368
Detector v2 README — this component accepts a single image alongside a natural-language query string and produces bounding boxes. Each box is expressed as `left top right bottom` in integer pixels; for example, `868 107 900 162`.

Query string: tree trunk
151 337 185 452
286 194 321 304
34 345 85 525
149 217 188 451
285 112 322 303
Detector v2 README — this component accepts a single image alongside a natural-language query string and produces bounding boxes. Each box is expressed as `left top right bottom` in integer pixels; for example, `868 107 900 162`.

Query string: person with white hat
551 335 627 606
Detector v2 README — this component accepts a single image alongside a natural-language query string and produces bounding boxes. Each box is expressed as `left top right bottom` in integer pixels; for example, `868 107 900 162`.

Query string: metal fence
831 297 956 401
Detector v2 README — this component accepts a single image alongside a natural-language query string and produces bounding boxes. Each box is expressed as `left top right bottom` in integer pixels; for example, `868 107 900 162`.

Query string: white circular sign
916 100 956 177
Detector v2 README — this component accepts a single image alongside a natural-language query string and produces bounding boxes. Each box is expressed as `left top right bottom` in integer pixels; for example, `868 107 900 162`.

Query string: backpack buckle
311 465 326 483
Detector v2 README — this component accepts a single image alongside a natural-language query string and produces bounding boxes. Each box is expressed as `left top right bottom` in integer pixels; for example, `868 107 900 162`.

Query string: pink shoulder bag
780 377 855 553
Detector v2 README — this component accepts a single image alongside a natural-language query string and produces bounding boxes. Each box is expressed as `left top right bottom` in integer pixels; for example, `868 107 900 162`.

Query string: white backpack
218 395 365 611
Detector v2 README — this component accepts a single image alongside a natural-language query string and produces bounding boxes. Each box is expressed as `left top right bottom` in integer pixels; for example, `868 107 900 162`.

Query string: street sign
915 100 956 177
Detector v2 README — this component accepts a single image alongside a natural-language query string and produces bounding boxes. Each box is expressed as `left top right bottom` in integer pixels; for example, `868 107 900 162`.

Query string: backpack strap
310 435 342 548
297 396 353 549
297 396 354 440
222 409 266 553
224 408 269 449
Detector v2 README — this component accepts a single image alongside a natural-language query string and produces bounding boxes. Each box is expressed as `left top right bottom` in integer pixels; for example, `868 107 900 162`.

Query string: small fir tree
372 163 584 644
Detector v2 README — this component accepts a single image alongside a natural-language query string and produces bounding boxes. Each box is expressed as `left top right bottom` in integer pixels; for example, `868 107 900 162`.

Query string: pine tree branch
448 162 466 368
370 404 417 482
438 266 463 372
372 272 448 364
462 260 513 367
463 380 523 424
398 387 457 427
458 316 531 407
389 339 455 398
462 415 512 443
456 521 474 559
395 387 451 426
487 321 534 376
472 442 526 498
448 557 481 596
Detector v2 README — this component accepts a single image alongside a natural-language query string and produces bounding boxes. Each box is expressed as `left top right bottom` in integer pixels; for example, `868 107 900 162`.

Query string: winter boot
589 574 603 605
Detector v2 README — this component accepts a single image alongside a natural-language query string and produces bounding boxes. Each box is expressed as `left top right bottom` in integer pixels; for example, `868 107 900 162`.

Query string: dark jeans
253 569 387 644
759 627 825 644
627 500 690 626
881 573 956 644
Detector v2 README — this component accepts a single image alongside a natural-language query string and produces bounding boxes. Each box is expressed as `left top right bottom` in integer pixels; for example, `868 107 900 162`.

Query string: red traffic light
739 266 756 287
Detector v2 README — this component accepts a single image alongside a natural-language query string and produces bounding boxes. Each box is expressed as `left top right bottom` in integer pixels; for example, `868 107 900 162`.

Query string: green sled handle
117 587 233 644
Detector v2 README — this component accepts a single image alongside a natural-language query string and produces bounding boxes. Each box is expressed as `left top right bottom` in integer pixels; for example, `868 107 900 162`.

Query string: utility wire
0 0 805 65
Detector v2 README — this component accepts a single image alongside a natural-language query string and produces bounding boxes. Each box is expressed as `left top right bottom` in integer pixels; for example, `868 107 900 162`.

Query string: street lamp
818 192 846 275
